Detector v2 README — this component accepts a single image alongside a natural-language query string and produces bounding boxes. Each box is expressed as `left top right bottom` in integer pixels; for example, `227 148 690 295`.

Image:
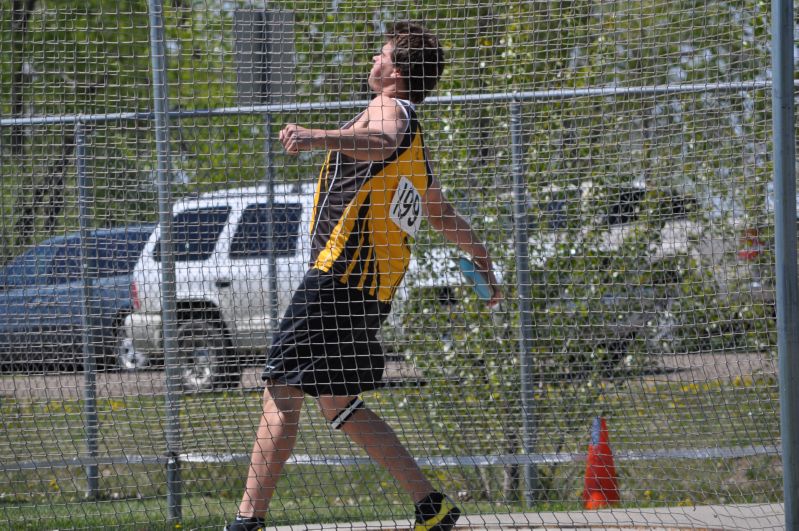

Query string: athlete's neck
378 85 409 101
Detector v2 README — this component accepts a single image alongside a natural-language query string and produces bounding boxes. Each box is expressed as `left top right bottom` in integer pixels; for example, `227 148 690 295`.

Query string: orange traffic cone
581 416 620 509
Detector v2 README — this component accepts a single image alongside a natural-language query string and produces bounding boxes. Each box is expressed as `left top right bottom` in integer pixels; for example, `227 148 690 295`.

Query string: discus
458 257 493 302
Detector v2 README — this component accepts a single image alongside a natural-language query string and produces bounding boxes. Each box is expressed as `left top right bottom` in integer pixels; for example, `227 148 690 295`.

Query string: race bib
389 177 423 237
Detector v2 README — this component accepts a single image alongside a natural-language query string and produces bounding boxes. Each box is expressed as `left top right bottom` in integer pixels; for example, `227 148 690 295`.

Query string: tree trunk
502 429 520 501
470 7 500 184
13 132 75 246
477 466 493 500
11 0 36 156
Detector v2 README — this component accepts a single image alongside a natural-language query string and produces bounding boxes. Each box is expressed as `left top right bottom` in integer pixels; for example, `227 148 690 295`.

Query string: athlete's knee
323 396 365 430
263 382 304 417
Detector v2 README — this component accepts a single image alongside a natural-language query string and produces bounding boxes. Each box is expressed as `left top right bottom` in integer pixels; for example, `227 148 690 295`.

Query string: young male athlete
226 21 501 531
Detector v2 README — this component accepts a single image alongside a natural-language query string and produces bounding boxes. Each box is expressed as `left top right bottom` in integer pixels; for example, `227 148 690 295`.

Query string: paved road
281 503 784 530
0 352 775 401
0 361 426 400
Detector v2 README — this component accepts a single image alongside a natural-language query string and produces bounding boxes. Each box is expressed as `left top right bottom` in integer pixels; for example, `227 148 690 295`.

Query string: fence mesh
0 1 789 529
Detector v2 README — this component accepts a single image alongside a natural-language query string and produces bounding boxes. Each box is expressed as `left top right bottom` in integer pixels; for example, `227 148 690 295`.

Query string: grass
0 372 784 529
2 463 525 530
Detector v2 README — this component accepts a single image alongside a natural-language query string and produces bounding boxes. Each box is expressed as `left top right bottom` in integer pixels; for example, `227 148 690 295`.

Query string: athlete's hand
472 255 503 308
279 124 317 155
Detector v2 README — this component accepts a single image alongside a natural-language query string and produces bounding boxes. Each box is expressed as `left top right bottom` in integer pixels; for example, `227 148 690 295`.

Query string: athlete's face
368 42 400 93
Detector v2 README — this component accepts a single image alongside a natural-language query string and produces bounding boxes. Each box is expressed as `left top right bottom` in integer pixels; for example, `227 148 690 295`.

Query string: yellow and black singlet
309 98 431 303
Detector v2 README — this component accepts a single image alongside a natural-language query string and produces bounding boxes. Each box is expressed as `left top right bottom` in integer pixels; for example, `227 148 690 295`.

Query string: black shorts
262 268 392 397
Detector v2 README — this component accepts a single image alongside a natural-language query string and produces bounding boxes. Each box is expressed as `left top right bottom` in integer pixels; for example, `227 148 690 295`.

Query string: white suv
124 182 462 391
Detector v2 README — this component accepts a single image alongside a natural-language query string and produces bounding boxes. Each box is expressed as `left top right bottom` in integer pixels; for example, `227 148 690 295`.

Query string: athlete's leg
317 395 434 503
237 382 305 518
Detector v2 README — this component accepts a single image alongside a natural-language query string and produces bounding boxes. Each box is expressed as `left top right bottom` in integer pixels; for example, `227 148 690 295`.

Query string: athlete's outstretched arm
423 175 502 306
279 95 407 162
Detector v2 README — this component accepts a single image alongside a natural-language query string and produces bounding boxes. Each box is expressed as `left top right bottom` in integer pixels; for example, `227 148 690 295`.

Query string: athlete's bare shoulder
362 96 406 137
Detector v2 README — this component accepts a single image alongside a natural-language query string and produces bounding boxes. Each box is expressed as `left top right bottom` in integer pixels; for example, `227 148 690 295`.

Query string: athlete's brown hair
388 21 446 104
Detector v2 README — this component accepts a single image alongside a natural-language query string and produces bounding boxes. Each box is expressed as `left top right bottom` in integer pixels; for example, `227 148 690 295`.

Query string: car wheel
115 327 150 370
176 318 239 392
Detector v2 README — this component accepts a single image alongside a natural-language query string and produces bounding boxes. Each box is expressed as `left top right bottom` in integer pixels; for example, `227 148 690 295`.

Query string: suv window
89 231 154 277
49 230 154 282
154 206 231 262
49 243 83 281
229 203 302 259
0 228 154 288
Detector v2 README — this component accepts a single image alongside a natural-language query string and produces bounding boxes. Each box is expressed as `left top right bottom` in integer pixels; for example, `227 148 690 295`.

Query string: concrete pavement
270 503 784 530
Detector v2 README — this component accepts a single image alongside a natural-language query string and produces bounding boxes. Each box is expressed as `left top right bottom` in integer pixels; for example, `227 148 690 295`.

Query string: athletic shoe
414 491 461 531
223 515 265 531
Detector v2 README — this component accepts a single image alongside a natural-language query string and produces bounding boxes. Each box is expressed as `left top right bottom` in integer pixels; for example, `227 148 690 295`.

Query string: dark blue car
0 225 154 371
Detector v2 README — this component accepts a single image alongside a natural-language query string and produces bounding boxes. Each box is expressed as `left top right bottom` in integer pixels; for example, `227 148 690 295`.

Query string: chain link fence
0 1 795 529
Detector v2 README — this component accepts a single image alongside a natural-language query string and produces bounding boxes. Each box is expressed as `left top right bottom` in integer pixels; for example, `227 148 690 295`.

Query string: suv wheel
176 318 240 392
115 326 149 370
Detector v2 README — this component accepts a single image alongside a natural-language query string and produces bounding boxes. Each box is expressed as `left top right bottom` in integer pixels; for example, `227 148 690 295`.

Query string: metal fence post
771 0 799 527
76 121 99 500
510 99 539 504
264 113 279 337
148 0 181 522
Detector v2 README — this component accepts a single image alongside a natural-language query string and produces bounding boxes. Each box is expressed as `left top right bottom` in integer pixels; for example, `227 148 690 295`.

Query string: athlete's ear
390 68 409 94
